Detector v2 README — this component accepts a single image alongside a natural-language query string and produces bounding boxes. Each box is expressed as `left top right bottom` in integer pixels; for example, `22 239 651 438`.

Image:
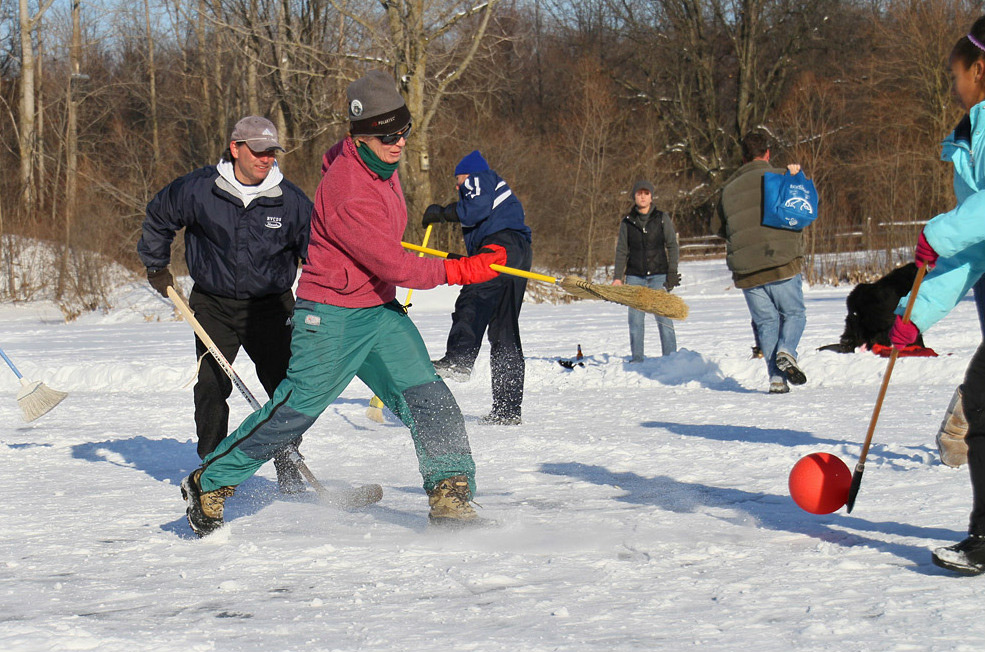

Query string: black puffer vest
623 208 670 277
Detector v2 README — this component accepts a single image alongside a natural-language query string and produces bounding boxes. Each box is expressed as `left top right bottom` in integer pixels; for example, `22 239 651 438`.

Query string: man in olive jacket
713 132 808 394
613 180 680 359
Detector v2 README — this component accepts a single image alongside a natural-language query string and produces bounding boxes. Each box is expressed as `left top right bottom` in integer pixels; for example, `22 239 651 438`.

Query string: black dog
819 263 925 353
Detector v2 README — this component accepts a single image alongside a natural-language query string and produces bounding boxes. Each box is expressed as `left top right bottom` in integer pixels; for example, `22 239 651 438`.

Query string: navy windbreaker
455 170 531 255
137 166 313 300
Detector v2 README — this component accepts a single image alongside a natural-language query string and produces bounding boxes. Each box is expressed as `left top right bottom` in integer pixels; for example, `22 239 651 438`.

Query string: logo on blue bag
265 216 282 229
783 197 814 215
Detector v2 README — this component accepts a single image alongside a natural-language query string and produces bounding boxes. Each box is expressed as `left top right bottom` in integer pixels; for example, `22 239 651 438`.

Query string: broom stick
401 241 689 320
365 225 435 423
166 287 382 507
0 346 68 422
845 264 927 513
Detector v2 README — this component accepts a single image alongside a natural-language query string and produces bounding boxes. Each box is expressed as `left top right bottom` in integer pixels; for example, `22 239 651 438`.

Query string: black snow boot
432 357 472 382
932 534 985 575
480 412 522 426
273 444 307 495
180 468 235 537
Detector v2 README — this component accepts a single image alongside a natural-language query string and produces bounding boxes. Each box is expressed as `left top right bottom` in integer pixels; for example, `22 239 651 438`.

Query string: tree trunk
401 62 432 239
18 0 36 211
145 0 160 168
58 0 82 300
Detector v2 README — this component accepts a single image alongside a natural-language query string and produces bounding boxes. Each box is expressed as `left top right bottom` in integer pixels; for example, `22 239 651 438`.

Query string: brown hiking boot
428 474 480 526
937 388 969 468
180 468 236 537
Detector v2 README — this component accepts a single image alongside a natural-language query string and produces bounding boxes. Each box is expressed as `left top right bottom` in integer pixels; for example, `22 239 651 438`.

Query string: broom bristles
365 395 385 423
558 276 689 320
16 379 68 422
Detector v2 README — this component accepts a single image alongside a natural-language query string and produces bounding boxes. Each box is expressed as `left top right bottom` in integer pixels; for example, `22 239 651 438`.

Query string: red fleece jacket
297 137 447 307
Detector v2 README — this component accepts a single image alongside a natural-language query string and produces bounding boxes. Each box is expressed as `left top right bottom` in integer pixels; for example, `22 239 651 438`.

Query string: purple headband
969 33 985 52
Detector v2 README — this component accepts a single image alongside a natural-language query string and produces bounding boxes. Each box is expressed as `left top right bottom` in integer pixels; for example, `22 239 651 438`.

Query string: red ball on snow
788 452 851 514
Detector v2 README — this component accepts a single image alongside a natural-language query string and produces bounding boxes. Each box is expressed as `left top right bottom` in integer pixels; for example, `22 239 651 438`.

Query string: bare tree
16 0 57 211
611 0 841 227
326 0 506 225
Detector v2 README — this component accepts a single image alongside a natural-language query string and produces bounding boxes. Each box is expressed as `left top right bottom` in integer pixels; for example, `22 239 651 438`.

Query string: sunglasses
378 123 412 145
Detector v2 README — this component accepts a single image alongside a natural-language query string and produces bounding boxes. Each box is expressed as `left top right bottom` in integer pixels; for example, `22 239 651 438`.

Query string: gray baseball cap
230 116 284 151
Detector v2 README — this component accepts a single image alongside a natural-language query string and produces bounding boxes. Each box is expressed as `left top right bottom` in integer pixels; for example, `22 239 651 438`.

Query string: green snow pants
199 298 476 495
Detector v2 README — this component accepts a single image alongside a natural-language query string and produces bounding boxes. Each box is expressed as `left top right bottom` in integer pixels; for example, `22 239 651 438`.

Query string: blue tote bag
762 170 819 231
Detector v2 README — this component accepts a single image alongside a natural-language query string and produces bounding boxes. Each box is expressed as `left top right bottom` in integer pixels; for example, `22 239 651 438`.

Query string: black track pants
188 286 295 459
444 230 532 419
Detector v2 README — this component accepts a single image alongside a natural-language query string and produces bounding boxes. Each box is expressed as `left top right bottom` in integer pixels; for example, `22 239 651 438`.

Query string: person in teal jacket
890 16 985 575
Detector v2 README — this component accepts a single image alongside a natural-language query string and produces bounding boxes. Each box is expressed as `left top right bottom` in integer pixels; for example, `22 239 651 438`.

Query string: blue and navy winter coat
455 170 531 255
138 166 313 300
900 100 985 332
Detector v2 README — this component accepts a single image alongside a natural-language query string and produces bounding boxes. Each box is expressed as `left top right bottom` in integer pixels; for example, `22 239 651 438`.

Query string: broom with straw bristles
0 346 68 422
401 242 689 320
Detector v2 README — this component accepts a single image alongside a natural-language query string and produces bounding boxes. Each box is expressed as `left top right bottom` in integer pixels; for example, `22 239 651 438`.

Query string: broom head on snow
558 276 689 320
16 377 68 422
365 395 385 424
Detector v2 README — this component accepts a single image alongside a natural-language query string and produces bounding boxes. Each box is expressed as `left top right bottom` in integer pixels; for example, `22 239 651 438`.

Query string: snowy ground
1 260 983 651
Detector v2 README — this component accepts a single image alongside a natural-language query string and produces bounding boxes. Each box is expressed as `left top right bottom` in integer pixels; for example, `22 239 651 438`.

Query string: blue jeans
626 274 677 359
742 274 806 383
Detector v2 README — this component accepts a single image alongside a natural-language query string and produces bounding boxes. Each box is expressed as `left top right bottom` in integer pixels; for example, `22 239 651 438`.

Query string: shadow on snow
538 461 961 575
641 420 932 463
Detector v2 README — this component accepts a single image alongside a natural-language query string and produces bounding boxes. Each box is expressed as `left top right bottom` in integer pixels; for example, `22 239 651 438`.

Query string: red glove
889 314 920 350
915 231 938 269
444 245 507 285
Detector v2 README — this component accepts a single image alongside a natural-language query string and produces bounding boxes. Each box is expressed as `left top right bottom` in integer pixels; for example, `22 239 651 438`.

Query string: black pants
960 341 985 535
188 287 296 459
444 230 532 419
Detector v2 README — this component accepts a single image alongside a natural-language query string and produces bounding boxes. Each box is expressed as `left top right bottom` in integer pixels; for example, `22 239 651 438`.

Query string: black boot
432 357 472 382
932 534 985 575
273 442 306 495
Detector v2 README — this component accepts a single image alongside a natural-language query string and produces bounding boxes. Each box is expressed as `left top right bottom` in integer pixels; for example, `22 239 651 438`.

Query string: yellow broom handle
400 241 558 284
403 224 434 306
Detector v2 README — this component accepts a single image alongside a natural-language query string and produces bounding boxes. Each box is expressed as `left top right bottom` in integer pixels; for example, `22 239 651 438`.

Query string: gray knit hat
632 180 654 196
230 116 284 151
347 71 411 136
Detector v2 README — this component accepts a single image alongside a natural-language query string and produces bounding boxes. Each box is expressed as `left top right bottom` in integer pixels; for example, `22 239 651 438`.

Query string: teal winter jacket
899 100 985 332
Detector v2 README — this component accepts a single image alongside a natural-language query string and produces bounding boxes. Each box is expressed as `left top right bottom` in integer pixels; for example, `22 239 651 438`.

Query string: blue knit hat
455 150 490 175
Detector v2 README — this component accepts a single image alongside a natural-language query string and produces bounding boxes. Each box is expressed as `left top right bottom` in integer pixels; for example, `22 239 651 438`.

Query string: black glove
422 202 460 228
663 272 681 292
147 266 175 298
422 204 447 227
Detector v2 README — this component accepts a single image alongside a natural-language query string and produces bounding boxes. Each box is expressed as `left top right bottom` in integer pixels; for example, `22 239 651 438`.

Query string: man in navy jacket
424 151 532 425
137 116 313 491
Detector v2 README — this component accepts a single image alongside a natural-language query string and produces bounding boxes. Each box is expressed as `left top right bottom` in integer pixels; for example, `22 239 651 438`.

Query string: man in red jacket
179 71 507 537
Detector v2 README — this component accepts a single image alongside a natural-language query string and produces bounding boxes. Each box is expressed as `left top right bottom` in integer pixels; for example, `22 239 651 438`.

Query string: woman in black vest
613 180 681 360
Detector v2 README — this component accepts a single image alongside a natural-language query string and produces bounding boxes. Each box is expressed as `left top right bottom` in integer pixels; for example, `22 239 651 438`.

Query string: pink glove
915 231 938 269
444 245 507 285
889 314 920 350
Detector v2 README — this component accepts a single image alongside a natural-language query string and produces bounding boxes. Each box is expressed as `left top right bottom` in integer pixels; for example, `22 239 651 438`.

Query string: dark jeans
444 230 532 419
960 341 985 535
188 286 296 459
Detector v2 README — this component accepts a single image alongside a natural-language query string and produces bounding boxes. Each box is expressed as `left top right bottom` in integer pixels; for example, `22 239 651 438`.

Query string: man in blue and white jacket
423 151 533 425
137 116 313 491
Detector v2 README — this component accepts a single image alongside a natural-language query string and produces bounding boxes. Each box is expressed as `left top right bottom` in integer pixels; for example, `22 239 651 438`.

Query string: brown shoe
937 388 969 468
180 468 236 537
428 475 479 526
